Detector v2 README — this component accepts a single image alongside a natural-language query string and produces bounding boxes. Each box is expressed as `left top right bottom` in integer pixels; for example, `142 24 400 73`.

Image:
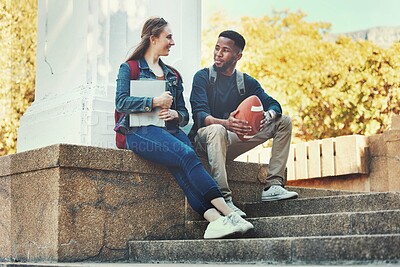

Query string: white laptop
129 80 167 127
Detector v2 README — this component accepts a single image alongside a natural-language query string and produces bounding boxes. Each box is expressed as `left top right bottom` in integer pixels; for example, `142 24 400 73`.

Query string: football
234 95 264 141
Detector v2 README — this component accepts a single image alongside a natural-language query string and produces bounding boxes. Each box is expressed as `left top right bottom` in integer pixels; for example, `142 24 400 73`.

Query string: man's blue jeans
126 126 222 215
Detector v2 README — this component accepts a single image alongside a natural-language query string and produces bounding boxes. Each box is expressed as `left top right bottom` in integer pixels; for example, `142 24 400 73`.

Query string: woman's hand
153 91 173 109
159 108 178 121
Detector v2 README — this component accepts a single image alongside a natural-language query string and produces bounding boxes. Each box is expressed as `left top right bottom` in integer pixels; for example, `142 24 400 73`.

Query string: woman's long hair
126 17 168 61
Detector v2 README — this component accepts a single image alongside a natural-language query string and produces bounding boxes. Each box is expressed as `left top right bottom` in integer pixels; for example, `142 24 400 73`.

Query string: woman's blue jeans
125 126 222 215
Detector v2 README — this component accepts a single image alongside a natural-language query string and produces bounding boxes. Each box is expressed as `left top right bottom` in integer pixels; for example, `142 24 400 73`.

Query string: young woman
115 17 253 239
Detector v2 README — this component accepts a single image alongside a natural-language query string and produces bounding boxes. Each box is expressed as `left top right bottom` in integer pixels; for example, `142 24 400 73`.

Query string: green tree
0 0 37 155
202 11 400 141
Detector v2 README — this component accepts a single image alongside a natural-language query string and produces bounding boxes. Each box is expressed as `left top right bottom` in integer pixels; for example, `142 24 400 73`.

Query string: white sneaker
225 199 247 217
261 185 298 202
203 216 242 239
226 212 254 234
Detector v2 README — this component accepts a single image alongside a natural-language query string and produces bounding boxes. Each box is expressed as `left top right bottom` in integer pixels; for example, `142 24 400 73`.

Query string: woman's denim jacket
115 58 189 133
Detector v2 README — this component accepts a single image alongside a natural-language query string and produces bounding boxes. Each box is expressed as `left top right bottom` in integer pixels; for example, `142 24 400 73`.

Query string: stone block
0 174 11 260
368 134 386 157
58 169 185 262
369 157 389 191
0 144 186 262
0 154 11 261
368 130 400 192
0 145 59 177
11 169 59 261
384 130 400 191
367 134 389 192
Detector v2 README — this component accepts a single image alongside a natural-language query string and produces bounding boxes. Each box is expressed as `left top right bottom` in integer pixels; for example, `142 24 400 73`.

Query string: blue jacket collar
138 57 174 77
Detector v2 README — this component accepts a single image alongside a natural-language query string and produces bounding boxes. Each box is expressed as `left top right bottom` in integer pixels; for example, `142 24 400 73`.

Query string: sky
202 0 400 34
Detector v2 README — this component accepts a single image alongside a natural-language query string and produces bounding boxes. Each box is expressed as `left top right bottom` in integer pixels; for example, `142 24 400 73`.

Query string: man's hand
225 110 252 135
260 110 277 131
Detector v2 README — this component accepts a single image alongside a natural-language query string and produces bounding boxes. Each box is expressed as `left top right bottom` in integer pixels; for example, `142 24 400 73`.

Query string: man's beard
213 58 236 73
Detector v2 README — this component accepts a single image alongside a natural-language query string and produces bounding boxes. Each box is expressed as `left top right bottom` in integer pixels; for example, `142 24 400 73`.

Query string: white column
17 0 201 152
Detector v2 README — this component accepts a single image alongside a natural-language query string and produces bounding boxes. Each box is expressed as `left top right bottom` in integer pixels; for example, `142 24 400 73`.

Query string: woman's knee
180 146 200 165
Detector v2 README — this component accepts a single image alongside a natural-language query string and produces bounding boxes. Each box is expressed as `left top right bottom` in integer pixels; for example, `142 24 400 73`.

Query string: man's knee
201 124 227 141
279 115 292 131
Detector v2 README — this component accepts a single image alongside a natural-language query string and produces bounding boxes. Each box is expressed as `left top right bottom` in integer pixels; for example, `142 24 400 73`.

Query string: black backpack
208 65 246 96
188 66 247 141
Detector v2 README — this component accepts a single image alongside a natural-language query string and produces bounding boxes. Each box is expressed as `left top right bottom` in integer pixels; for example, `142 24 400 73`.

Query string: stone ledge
0 144 266 183
0 144 167 177
0 144 265 262
0 144 185 262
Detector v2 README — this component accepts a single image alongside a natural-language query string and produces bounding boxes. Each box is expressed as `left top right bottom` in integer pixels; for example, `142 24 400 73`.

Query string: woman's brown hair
126 17 168 61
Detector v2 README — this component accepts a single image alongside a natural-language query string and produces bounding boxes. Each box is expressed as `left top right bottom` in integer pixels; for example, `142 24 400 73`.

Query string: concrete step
0 264 265 267
128 234 400 264
244 192 400 217
286 186 360 198
185 209 400 239
186 186 362 221
129 192 400 264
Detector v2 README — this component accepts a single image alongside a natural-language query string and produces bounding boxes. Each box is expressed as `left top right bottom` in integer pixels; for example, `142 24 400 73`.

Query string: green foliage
0 0 37 155
202 11 400 141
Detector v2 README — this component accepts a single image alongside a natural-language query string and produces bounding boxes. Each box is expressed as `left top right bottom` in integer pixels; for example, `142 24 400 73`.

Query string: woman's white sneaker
226 212 254 234
203 216 242 239
225 199 247 217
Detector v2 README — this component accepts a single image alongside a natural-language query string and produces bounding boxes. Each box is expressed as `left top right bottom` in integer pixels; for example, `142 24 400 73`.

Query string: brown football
234 95 264 141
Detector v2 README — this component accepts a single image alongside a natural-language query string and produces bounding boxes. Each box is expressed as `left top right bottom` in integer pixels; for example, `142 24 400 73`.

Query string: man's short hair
218 30 246 51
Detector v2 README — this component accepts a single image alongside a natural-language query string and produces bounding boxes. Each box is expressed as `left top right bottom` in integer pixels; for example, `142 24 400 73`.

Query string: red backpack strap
114 60 140 149
127 60 140 80
128 61 180 82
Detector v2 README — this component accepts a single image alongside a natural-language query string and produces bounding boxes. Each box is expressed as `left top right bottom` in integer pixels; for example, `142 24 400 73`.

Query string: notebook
129 80 167 127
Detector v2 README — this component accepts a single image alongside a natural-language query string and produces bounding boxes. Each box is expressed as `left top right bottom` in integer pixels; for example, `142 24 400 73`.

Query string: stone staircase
129 188 400 264
1 144 399 265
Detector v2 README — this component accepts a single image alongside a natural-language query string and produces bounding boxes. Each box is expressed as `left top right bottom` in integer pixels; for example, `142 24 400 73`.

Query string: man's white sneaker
261 185 298 202
226 212 254 234
203 216 242 239
225 199 247 217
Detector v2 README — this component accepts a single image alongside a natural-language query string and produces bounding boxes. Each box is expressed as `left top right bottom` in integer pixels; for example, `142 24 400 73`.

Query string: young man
189 30 298 217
